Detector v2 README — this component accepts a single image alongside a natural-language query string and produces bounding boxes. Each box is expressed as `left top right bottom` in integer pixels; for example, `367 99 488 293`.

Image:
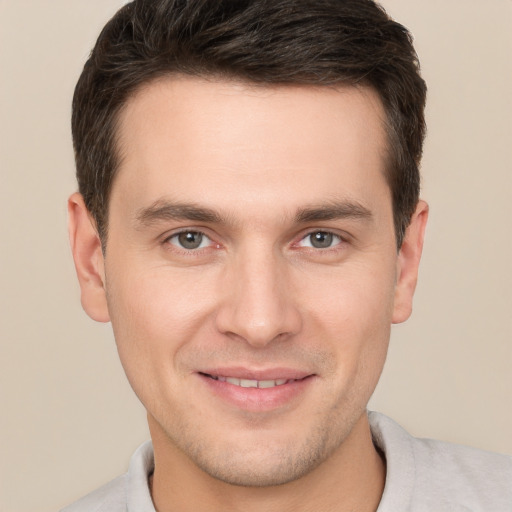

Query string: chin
195 450 324 488
180 425 340 488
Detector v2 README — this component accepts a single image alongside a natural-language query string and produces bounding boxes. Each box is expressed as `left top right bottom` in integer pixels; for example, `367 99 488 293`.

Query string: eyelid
299 231 339 247
160 226 350 253
293 228 350 250
162 228 220 251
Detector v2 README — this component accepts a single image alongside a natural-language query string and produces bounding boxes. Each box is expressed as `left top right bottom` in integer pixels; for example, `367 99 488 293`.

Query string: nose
215 247 302 348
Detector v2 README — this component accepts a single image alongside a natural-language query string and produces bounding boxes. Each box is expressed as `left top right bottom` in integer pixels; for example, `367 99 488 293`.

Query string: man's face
74 77 424 486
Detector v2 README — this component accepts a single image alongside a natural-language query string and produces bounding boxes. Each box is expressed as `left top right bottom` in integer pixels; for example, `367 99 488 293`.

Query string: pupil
178 231 203 249
311 231 332 248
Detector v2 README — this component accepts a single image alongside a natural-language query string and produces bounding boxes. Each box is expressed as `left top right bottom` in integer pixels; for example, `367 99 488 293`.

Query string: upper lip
198 367 314 381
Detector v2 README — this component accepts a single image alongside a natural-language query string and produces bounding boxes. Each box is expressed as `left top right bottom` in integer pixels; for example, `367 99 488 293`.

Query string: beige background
1 1 511 511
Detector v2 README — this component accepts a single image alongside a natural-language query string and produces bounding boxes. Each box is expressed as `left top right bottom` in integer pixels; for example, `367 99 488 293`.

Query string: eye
167 231 212 250
298 231 342 249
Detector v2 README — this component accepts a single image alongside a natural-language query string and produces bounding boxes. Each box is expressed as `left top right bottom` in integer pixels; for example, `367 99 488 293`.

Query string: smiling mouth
200 373 306 389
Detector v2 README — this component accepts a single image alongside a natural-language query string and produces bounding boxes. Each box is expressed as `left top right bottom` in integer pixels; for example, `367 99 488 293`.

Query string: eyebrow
135 200 223 227
135 199 373 228
295 201 373 223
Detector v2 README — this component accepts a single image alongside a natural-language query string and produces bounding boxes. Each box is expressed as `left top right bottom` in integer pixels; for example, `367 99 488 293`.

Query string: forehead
113 77 390 220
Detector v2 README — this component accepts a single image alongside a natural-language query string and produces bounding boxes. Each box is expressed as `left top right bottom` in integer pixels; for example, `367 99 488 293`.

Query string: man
63 0 512 510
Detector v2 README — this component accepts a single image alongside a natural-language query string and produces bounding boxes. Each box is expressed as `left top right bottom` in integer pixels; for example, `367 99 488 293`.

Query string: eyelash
295 231 344 250
164 230 217 253
163 229 347 254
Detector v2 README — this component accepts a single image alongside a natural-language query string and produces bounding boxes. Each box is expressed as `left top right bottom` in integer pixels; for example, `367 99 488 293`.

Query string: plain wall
1 1 510 511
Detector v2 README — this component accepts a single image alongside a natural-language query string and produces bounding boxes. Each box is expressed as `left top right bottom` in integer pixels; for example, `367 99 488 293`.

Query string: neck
149 412 385 512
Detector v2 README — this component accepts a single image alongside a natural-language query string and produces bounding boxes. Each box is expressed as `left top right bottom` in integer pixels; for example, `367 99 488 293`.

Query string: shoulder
411 435 512 510
59 474 127 512
59 440 155 512
369 411 512 511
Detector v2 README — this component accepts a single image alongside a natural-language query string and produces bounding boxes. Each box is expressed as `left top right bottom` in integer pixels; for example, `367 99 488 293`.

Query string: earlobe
68 192 110 323
392 200 429 324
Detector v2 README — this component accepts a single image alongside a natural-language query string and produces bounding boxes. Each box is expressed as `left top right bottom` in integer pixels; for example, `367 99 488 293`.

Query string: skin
69 77 428 512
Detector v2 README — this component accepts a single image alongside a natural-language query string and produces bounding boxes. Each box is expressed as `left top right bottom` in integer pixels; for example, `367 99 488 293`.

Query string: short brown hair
72 0 426 248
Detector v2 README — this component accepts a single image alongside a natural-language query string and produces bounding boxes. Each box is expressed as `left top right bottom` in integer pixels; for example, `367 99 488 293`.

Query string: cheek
104 264 218 396
302 258 396 330
107 261 214 335
300 259 395 374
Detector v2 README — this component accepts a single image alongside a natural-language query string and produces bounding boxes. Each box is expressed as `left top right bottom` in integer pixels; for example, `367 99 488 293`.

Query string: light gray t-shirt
60 411 512 511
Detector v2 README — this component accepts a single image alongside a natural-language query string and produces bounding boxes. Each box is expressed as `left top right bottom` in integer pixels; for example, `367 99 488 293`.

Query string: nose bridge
216 240 301 346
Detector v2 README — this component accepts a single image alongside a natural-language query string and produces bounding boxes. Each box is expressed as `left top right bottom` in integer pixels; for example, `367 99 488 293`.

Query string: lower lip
198 374 315 412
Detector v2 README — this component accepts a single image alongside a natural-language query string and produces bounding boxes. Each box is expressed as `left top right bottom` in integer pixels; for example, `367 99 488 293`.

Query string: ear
68 192 110 322
392 200 429 324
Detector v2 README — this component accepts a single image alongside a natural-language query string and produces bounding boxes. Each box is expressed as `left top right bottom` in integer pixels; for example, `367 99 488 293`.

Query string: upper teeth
212 376 290 388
